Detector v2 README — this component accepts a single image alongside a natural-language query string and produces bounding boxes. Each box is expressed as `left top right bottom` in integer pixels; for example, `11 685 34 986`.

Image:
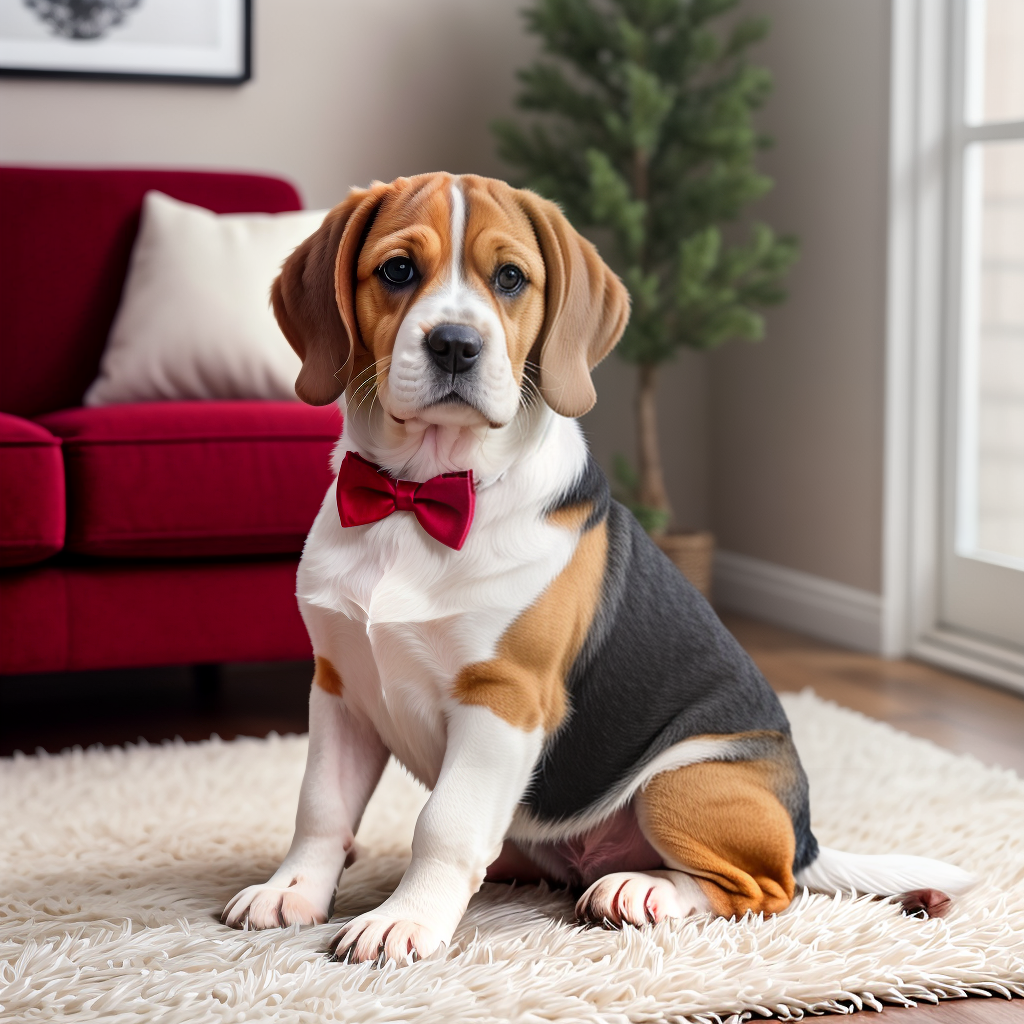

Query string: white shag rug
1 690 1022 1024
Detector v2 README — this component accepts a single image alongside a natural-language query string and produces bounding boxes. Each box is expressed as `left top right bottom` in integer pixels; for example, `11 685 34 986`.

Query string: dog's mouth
371 355 517 431
433 392 475 408
419 390 502 429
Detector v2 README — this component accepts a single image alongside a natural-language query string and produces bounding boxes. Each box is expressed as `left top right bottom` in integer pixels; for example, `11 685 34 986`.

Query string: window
885 0 1024 690
943 0 1024 650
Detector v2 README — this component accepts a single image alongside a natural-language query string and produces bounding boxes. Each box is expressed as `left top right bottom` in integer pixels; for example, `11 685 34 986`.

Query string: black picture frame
0 0 251 84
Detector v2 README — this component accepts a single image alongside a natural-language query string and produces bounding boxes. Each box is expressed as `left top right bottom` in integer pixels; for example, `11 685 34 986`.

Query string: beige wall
708 0 892 593
0 0 529 205
584 354 710 532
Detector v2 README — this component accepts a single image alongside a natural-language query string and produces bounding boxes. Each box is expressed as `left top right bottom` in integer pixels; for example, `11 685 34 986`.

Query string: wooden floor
1 615 1022 1021
722 613 1024 776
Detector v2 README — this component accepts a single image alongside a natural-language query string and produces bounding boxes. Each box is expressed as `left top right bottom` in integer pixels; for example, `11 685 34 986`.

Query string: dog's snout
425 324 482 376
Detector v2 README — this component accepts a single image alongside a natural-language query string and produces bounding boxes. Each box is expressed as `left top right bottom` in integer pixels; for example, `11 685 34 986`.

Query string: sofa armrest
0 412 65 567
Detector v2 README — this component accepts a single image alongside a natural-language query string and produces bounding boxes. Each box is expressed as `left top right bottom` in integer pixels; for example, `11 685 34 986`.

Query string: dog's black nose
425 324 482 375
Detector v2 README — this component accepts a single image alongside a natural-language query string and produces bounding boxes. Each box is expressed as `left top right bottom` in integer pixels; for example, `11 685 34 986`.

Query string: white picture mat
0 0 245 78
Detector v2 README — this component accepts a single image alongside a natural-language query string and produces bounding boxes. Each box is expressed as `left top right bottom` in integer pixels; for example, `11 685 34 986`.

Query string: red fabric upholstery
0 567 66 674
0 413 65 567
0 167 302 418
0 558 310 675
0 166 327 675
37 401 341 559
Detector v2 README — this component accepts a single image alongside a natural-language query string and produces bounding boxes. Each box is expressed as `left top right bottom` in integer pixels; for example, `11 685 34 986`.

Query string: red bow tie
335 451 476 550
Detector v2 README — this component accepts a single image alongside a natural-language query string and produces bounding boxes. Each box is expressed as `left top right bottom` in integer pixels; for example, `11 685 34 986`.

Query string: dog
222 172 973 964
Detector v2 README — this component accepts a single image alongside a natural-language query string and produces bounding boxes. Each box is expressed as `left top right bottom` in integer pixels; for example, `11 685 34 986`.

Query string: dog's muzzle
425 324 482 377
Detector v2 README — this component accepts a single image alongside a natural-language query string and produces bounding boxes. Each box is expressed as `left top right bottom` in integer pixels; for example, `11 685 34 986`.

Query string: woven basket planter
655 529 715 600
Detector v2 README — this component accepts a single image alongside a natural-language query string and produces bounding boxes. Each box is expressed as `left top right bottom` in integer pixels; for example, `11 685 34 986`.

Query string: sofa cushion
0 412 65 567
37 401 340 559
85 192 327 406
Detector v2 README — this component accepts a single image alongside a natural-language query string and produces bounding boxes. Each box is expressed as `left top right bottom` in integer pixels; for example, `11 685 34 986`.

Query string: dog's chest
297 481 579 787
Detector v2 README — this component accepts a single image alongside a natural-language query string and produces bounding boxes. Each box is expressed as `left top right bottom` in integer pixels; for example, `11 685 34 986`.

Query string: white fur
298 404 585 788
576 870 712 926
222 684 388 929
332 705 543 961
796 845 976 898
292 404 584 873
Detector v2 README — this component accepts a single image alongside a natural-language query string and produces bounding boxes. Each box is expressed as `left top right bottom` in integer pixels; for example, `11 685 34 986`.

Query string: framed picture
0 0 251 83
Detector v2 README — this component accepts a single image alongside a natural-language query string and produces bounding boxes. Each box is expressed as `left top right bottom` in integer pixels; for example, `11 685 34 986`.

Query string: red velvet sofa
0 167 340 675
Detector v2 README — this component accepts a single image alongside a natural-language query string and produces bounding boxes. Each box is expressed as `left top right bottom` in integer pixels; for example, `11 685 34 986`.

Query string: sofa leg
193 663 223 711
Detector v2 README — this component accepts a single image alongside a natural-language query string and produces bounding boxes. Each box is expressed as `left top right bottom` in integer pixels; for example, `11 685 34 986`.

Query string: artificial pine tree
494 0 797 534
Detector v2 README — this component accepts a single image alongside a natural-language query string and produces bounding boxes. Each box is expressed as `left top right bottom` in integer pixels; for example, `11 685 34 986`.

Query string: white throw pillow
85 191 328 405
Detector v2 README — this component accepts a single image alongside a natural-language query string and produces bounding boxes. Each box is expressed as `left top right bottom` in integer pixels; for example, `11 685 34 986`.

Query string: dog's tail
795 845 975 917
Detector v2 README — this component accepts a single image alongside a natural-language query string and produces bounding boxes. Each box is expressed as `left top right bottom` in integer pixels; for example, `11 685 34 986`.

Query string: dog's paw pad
222 884 327 930
575 872 683 928
329 913 445 965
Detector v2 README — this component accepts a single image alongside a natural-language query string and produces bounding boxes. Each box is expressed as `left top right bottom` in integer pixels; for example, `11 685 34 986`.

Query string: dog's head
272 173 629 430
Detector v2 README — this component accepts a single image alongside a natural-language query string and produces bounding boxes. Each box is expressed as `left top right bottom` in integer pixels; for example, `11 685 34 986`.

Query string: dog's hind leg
633 759 799 920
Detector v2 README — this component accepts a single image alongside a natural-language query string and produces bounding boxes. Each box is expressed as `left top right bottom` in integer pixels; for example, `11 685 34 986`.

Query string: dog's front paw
329 913 447 965
222 883 328 930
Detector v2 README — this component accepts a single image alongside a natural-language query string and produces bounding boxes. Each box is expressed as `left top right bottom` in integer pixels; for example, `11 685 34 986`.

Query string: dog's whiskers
347 357 392 397
347 358 392 414
351 382 379 420
518 371 543 414
348 384 378 420
349 370 379 401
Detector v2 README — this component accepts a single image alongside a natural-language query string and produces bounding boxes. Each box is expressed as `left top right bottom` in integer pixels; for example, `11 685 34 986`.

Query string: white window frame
883 0 1024 693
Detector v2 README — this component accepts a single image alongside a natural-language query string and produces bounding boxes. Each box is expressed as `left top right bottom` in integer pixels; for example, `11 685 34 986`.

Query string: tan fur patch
312 656 343 697
453 521 608 732
352 175 455 375
636 758 797 918
546 502 593 530
460 176 547 385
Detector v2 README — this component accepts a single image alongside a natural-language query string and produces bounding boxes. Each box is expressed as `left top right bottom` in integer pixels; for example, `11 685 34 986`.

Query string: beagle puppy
223 173 972 964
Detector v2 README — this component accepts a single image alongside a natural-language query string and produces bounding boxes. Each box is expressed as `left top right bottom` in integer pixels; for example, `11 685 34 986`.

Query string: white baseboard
912 629 1024 696
713 550 884 654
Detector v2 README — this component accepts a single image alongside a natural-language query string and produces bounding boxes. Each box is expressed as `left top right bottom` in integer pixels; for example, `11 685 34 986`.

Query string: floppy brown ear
271 182 391 406
517 190 631 418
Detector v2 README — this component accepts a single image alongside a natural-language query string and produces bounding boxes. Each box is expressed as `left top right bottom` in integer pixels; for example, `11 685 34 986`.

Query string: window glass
983 0 1024 123
962 141 1024 564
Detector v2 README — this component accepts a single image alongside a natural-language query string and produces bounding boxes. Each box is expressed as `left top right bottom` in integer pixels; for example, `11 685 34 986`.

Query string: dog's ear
517 190 631 418
272 182 391 406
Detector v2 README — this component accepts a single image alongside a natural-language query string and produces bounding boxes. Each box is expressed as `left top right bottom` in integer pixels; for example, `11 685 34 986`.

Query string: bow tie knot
335 451 476 551
392 478 419 514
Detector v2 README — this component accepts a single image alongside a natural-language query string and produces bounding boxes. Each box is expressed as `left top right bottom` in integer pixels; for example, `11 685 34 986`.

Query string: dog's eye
495 264 524 294
379 256 416 287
